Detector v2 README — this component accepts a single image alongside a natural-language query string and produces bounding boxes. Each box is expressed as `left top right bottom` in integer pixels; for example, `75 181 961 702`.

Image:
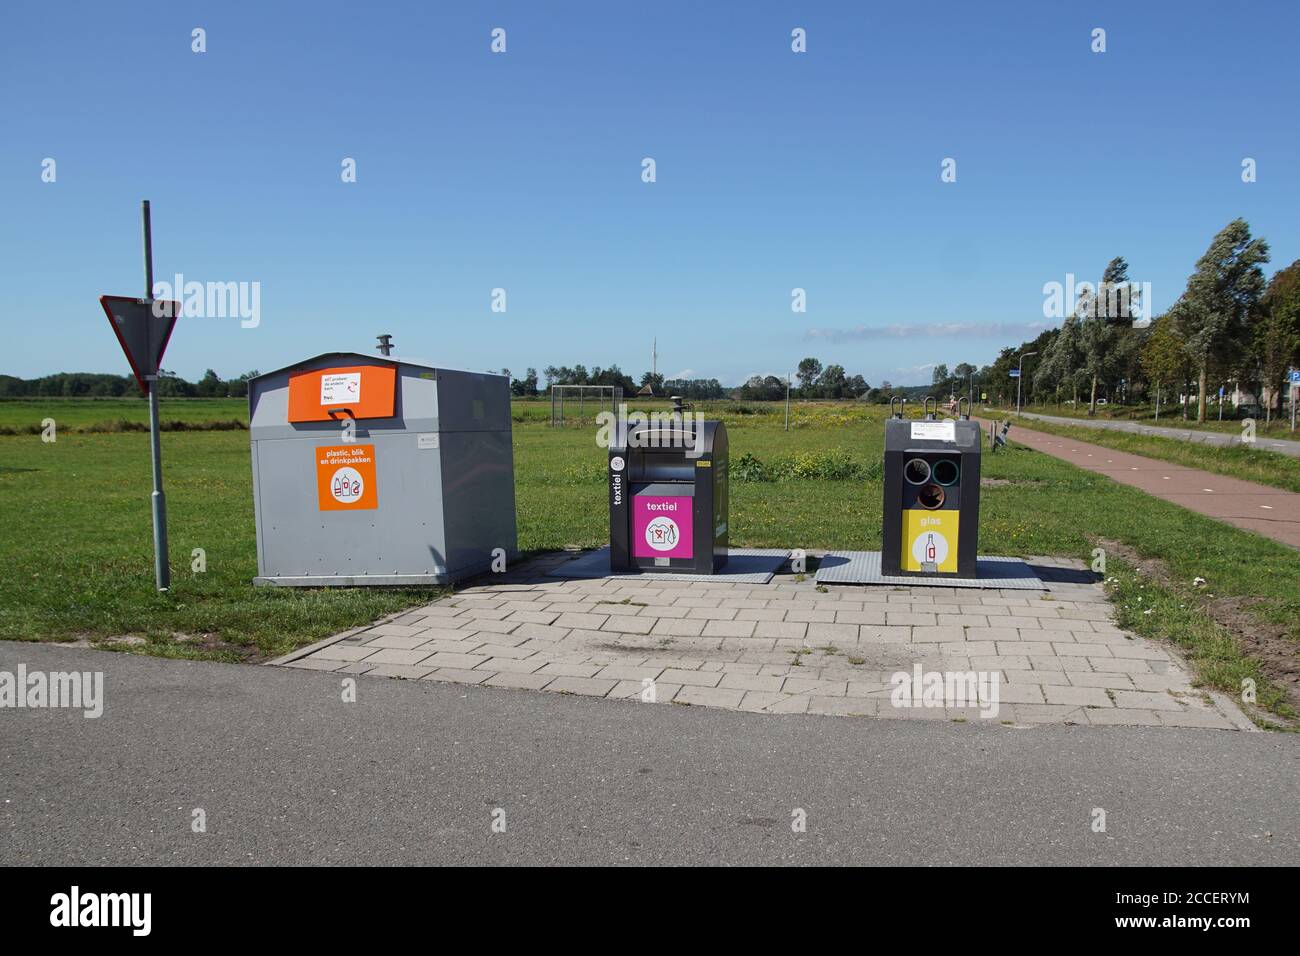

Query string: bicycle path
980 418 1300 549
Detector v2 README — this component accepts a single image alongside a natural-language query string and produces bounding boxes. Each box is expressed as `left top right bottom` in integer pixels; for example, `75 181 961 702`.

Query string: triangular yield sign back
99 295 180 395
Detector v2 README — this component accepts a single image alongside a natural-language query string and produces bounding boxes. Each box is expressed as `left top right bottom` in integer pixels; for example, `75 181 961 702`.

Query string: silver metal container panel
247 352 516 586
430 367 513 433
438 430 518 577
253 430 448 578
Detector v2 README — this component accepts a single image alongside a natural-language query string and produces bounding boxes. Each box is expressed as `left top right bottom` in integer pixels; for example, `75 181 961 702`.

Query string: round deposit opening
904 458 931 485
932 459 960 487
917 484 946 509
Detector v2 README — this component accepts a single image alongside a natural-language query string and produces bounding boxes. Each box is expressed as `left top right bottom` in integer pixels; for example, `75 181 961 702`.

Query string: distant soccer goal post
550 385 623 426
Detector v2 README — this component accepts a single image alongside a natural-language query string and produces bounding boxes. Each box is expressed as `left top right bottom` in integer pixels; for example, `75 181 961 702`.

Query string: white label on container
417 433 439 450
321 372 361 405
910 421 956 442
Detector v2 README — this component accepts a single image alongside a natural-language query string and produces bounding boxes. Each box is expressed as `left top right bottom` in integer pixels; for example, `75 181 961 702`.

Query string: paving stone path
276 551 1252 731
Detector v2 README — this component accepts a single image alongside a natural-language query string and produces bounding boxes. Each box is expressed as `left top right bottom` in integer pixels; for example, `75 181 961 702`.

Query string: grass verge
1017 402 1299 438
1105 558 1296 728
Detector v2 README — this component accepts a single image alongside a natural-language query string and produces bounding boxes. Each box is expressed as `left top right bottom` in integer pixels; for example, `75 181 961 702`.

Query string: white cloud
893 363 937 377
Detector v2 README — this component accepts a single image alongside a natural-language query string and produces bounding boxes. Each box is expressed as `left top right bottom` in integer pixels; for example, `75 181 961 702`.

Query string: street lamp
1015 351 1038 416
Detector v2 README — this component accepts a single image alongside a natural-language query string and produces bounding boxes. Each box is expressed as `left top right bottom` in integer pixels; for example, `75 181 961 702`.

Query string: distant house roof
637 384 655 396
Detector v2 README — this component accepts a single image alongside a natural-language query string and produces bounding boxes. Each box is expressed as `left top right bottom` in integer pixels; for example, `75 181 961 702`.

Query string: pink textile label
632 495 693 559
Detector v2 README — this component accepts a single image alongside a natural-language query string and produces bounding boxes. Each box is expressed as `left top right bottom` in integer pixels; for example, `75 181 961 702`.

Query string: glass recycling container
881 400 981 578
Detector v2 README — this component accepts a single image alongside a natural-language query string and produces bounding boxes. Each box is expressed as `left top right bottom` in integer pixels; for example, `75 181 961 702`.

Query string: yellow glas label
901 510 959 573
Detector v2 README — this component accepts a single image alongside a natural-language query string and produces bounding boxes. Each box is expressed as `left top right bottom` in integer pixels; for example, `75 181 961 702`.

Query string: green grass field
2 398 1296 718
0 397 249 431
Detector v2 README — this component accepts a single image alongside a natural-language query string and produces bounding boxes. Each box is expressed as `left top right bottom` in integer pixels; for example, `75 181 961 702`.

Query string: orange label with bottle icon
316 444 378 511
901 510 959 573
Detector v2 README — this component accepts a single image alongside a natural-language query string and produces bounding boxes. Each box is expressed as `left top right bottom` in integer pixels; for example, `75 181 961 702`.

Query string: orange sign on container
288 365 397 422
316 444 378 511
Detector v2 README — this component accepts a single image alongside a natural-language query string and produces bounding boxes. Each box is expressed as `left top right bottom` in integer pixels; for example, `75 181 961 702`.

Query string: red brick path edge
975 417 1300 550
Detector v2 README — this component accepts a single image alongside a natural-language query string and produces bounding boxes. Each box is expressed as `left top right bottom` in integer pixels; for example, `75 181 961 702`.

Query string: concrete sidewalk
1019 411 1300 458
997 420 1300 549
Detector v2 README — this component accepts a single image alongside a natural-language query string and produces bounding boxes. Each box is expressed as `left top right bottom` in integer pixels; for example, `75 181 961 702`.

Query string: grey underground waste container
248 351 517 585
881 399 981 578
608 417 728 574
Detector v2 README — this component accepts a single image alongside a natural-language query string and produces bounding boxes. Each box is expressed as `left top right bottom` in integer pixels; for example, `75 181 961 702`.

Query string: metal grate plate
815 550 1046 589
547 547 790 584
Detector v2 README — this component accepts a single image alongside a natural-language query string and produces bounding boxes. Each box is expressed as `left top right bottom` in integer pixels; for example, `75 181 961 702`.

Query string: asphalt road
2 642 1296 866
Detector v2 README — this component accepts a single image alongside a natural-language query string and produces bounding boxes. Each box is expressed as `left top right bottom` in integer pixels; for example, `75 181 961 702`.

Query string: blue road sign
1009 369 1020 378
1289 369 1300 383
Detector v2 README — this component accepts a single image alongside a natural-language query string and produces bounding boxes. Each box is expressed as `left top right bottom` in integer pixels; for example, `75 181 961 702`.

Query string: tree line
0 369 259 399
524 366 727 400
1010 219 1297 422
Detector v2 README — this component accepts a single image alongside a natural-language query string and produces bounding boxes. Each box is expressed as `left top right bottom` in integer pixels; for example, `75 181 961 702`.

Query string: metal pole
784 376 790 431
146 383 170 591
142 200 154 298
1015 351 1037 416
142 200 169 591
1292 382 1297 433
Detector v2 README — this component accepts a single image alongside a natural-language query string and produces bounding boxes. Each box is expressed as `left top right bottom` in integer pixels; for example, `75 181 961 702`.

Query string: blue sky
3 1 1297 386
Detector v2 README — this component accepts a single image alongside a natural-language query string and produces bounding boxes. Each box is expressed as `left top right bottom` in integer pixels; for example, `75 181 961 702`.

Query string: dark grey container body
881 416 982 578
609 418 728 574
